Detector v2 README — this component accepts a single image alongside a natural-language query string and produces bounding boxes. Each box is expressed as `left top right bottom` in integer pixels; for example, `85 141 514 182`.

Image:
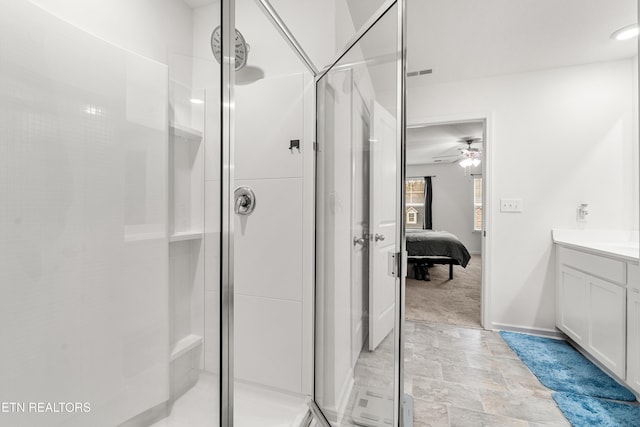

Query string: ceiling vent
407 69 432 77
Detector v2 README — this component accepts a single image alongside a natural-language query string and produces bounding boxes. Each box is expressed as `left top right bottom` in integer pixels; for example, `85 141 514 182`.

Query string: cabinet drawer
558 246 626 286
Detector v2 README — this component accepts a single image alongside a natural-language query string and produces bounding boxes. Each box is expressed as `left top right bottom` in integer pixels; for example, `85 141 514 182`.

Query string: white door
369 101 397 351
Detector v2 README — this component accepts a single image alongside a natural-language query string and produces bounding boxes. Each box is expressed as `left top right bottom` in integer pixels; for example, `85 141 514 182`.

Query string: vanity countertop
552 229 639 263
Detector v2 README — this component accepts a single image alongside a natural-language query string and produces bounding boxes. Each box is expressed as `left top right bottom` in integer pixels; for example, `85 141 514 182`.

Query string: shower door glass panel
0 1 220 426
315 3 402 426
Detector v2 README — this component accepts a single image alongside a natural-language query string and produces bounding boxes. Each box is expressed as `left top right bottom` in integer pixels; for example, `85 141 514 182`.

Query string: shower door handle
234 187 256 215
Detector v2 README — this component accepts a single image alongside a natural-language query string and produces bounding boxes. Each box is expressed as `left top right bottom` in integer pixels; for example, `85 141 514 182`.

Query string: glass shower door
0 1 221 426
314 2 406 426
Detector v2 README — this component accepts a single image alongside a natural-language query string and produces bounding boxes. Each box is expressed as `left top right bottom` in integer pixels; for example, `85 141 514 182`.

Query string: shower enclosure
0 0 406 426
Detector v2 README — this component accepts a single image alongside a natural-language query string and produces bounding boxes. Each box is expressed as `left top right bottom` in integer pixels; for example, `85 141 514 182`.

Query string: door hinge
389 252 404 278
313 141 318 151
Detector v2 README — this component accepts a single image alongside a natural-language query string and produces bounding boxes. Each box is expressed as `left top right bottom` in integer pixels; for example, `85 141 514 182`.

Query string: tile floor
337 321 570 426
404 321 569 427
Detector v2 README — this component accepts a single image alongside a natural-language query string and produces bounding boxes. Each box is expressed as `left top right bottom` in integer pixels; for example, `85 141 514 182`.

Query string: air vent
407 69 432 77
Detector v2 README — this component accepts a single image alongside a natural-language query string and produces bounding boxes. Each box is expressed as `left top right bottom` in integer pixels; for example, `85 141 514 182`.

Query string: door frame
350 75 371 368
405 112 494 329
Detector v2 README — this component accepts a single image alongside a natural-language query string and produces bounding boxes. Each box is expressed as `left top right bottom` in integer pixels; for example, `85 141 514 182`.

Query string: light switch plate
501 198 523 213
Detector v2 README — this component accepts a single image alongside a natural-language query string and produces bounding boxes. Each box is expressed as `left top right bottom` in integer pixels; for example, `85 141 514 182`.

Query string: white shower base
151 372 308 427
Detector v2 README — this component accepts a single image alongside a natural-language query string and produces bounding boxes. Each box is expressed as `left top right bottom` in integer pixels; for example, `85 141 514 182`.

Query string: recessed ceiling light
190 98 204 105
611 24 640 41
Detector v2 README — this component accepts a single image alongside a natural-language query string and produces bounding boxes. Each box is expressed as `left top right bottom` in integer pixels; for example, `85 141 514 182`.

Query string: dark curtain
423 176 433 229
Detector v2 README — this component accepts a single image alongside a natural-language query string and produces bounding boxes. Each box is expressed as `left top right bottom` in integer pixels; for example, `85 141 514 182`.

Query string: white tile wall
234 294 303 392
235 75 305 180
231 73 309 394
234 178 303 301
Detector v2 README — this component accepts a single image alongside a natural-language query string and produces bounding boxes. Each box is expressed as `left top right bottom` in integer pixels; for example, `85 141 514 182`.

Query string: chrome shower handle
234 186 256 215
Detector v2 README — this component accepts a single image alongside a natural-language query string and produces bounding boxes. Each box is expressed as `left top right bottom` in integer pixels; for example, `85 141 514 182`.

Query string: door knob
375 233 385 242
353 236 366 246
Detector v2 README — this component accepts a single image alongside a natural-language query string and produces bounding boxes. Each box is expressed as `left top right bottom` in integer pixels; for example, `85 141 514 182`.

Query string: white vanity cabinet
628 264 640 394
556 246 627 378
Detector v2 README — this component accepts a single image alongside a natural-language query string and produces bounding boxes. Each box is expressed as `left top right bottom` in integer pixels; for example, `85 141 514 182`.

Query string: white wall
407 58 638 333
31 0 198 127
30 0 193 73
270 0 337 70
406 163 482 254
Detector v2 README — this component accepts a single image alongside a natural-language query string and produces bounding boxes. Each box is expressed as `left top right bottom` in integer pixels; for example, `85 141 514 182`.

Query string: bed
405 229 471 281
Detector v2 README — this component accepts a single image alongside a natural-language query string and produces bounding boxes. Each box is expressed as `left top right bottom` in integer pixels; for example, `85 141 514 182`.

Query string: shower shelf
169 122 203 141
171 334 203 361
169 230 204 242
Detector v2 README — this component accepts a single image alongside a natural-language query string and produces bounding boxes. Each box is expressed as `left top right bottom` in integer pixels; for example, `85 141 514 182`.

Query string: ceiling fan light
472 158 481 167
459 158 473 168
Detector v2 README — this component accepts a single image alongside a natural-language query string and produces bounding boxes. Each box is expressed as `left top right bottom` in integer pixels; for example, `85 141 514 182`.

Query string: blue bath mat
499 331 636 401
553 392 640 427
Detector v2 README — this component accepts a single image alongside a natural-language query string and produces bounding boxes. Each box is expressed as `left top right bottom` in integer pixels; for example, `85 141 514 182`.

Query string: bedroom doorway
404 119 487 329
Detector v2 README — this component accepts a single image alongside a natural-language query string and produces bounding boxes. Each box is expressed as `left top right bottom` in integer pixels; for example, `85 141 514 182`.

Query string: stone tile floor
341 321 570 427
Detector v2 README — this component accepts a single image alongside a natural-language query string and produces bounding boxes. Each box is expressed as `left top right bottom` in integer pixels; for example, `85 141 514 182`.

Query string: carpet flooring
500 331 637 402
405 255 481 328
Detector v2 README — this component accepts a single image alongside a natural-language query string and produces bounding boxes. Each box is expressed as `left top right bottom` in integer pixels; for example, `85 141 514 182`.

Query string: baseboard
319 369 354 424
491 322 566 339
336 369 355 422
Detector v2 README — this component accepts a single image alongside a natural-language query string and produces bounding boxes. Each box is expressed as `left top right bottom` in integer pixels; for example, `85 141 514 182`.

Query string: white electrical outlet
501 198 523 213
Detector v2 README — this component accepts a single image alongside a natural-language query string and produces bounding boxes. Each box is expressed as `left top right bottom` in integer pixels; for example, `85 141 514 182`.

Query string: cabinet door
558 265 588 345
628 288 640 394
588 275 626 378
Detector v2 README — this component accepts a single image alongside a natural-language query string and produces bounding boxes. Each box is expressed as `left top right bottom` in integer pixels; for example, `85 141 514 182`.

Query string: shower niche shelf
170 121 203 142
169 119 204 239
168 113 205 401
171 334 203 361
169 230 204 243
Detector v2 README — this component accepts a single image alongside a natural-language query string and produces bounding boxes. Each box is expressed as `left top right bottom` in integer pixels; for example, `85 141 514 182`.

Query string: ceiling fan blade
433 154 461 159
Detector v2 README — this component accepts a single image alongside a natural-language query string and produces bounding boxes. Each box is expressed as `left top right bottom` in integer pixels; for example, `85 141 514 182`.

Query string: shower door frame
220 0 235 425
219 0 407 425
309 0 408 426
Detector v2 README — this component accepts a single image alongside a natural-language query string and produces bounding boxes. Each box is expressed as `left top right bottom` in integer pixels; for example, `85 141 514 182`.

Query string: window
474 177 483 231
406 207 418 224
405 178 425 229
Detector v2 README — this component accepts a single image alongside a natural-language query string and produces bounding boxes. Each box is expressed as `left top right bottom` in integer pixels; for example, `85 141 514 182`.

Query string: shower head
210 26 250 71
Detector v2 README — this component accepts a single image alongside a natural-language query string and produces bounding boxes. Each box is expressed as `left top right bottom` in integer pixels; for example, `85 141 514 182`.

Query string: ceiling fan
427 136 483 164
458 137 483 168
